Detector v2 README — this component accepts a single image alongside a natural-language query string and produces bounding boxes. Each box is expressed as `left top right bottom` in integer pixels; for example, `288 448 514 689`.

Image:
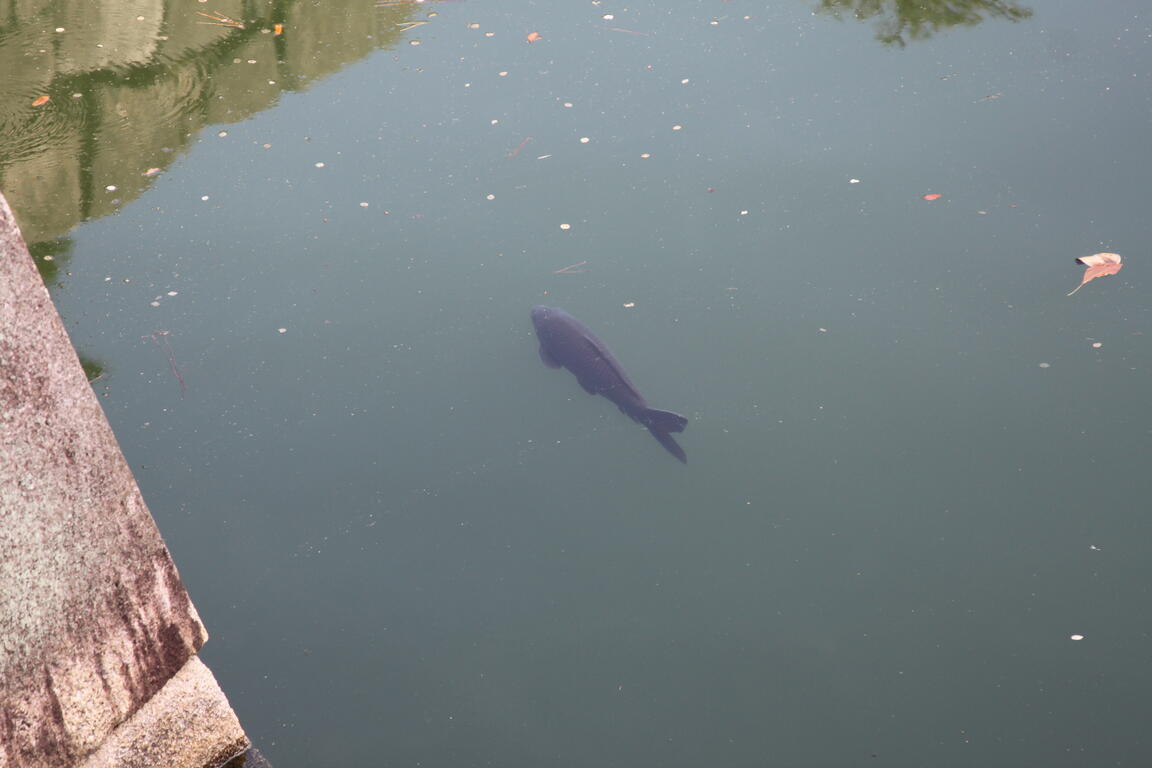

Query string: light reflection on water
0 0 418 242
0 0 1038 244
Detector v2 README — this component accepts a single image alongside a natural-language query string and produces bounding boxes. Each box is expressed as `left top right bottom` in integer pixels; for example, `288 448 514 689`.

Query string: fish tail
642 409 688 463
643 408 688 433
648 426 687 463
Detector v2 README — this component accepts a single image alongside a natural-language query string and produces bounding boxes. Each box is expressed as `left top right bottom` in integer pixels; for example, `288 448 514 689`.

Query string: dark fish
531 305 688 463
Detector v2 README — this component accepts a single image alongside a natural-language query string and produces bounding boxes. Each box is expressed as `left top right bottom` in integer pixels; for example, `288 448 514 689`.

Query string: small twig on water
594 25 649 36
553 260 588 274
196 10 245 28
143 330 186 398
506 136 533 158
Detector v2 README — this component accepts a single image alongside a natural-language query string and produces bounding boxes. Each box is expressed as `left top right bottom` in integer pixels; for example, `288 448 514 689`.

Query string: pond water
4 0 1152 765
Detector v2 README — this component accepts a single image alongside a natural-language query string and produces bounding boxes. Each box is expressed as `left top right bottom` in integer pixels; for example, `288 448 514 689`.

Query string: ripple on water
0 84 91 171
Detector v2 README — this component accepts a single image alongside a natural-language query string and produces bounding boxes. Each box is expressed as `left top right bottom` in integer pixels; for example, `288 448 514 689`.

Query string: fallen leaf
1068 252 1122 296
526 31 541 43
922 193 942 201
32 95 50 107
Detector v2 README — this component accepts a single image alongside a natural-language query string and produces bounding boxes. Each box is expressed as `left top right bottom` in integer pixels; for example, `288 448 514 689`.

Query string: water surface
4 0 1151 765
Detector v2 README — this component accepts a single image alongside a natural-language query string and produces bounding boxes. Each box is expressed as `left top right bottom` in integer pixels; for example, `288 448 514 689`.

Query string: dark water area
3 0 1151 765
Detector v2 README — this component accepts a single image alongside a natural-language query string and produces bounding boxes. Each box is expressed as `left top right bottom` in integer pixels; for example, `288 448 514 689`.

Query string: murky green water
4 0 1152 765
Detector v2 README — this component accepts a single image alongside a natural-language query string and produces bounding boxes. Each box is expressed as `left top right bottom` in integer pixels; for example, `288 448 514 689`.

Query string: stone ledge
78 657 248 768
1 192 248 767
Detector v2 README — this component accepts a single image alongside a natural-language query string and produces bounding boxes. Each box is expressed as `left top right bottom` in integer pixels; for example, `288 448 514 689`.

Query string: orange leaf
526 31 541 43
32 95 50 107
922 193 942 201
1068 252 1122 296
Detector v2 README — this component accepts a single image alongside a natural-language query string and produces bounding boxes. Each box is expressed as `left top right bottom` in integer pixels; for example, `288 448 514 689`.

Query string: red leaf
1068 252 1122 296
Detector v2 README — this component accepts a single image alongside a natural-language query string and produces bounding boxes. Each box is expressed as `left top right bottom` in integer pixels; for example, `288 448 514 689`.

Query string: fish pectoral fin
576 376 599 395
538 344 562 369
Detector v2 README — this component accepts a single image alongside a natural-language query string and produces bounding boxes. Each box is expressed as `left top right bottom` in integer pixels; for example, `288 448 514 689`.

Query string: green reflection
79 355 106 384
815 0 1033 46
0 0 421 246
27 237 73 284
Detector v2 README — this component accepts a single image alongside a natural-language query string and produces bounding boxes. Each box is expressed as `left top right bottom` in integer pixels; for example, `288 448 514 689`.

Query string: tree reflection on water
815 0 1033 46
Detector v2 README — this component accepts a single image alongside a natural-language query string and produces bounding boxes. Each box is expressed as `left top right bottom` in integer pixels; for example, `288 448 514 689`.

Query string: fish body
531 305 688 463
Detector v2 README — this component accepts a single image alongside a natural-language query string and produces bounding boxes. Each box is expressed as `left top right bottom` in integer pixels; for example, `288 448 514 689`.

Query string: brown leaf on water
1068 252 1122 296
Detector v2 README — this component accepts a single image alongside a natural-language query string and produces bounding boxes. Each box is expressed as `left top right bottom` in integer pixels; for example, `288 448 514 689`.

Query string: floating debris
143 330 186 398
196 10 244 29
1068 253 1122 296
506 136 532 157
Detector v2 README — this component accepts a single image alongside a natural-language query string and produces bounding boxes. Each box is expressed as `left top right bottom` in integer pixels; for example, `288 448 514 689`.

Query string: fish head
531 305 557 331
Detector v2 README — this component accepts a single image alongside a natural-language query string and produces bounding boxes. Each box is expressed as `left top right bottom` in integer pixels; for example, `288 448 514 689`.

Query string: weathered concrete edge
78 657 248 768
0 192 249 767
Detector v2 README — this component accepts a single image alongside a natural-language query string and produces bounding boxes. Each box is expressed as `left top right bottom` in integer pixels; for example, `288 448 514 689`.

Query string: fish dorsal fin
581 335 643 400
